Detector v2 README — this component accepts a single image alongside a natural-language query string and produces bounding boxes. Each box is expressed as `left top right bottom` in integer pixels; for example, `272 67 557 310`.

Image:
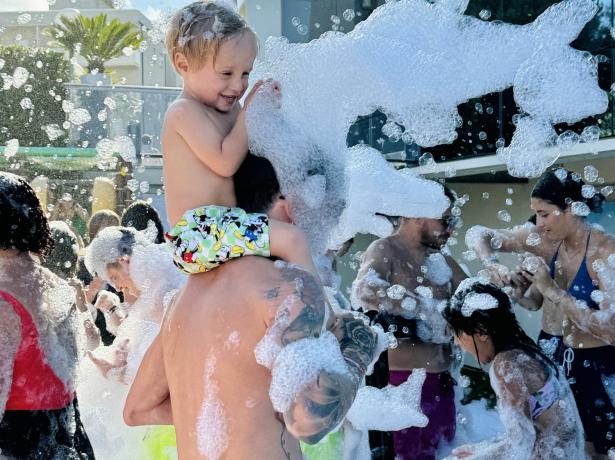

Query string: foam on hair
165 0 256 70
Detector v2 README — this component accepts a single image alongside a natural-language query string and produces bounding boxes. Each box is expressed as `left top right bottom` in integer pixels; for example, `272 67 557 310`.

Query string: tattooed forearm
333 314 378 376
282 315 378 444
283 369 357 444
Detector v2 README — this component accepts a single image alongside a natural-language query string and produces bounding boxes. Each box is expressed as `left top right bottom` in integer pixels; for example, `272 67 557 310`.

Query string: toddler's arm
168 81 265 178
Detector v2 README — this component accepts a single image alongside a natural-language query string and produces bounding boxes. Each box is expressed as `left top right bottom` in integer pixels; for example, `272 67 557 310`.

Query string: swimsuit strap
582 229 592 261
528 361 560 420
549 241 563 278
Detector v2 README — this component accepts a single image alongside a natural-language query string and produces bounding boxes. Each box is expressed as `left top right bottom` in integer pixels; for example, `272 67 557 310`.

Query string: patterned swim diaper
165 206 270 274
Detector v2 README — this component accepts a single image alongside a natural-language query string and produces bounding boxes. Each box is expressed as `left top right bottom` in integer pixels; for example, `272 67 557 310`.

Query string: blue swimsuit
549 230 615 454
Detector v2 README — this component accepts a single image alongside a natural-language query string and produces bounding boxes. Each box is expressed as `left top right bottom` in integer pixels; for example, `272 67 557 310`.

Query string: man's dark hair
0 172 53 255
234 153 281 213
121 200 165 244
42 221 79 279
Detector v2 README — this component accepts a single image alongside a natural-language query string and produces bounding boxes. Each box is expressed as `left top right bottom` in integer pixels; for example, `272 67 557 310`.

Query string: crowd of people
1 1 614 460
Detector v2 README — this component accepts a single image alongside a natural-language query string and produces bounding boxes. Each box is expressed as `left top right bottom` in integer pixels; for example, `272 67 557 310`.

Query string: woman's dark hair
531 167 604 215
0 172 53 255
442 280 558 376
234 153 281 213
121 201 165 244
42 221 79 279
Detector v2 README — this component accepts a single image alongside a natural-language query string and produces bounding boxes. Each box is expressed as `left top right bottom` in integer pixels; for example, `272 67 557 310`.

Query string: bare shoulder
364 237 394 259
166 97 208 122
492 349 544 389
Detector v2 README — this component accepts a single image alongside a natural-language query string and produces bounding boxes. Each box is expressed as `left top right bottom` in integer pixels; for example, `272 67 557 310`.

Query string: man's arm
123 333 173 426
262 263 379 444
282 314 378 444
351 240 399 312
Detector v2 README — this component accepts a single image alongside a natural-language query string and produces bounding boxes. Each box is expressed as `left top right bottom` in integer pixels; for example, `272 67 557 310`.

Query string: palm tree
44 13 143 75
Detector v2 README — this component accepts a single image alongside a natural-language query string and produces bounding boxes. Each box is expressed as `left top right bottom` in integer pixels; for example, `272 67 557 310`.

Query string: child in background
163 1 318 275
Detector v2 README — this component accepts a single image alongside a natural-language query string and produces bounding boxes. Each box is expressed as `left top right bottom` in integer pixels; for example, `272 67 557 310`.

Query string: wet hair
88 209 120 241
234 153 281 213
121 200 165 244
165 1 256 70
0 172 53 255
42 221 79 279
531 167 604 215
442 280 558 376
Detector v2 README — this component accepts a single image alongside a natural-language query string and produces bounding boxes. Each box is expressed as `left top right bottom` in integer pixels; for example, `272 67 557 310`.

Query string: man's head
398 183 458 249
234 153 293 223
88 209 120 241
166 1 257 112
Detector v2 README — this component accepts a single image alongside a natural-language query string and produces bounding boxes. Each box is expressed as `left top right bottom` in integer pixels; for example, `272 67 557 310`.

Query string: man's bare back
121 255 378 459
162 257 304 459
162 98 240 225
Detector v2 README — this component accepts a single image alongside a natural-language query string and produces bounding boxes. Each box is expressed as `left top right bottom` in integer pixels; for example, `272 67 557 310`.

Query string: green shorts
165 206 270 274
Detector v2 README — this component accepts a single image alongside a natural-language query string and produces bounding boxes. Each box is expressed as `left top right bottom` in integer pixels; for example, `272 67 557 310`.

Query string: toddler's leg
268 219 319 277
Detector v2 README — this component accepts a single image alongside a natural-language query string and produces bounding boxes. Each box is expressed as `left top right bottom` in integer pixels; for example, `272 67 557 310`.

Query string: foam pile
248 0 606 255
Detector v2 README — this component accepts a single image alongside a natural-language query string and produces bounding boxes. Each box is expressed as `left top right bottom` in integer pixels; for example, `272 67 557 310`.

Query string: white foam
247 0 606 258
345 368 428 431
268 331 349 413
196 354 229 460
461 292 498 317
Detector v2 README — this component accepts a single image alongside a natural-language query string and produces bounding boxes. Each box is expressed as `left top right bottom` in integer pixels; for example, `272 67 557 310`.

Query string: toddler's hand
243 79 282 109
243 79 265 109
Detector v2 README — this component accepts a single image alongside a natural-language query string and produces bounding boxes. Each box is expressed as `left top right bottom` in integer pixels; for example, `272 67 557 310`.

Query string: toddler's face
184 33 257 113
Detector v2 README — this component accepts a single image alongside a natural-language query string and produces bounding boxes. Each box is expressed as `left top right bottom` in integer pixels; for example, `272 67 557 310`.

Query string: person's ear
174 53 189 74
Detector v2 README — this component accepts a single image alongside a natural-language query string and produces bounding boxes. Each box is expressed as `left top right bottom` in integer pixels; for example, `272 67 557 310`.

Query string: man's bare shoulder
364 236 395 258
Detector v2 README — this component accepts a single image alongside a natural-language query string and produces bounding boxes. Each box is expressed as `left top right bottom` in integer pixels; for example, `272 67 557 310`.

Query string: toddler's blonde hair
166 1 256 71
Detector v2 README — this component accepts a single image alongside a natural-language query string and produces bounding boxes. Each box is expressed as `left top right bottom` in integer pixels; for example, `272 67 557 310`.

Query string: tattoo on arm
335 315 378 375
273 265 327 345
280 422 292 460
283 316 378 444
